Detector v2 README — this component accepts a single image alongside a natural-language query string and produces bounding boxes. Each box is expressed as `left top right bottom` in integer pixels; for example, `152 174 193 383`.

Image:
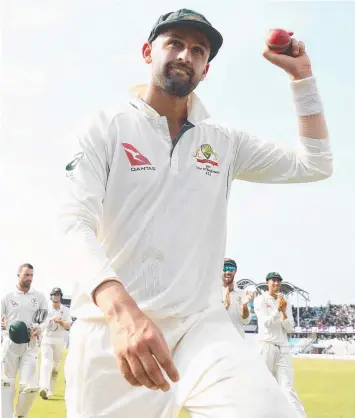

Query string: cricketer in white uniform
254 272 307 417
60 8 332 418
39 287 71 400
222 258 252 338
1 263 48 418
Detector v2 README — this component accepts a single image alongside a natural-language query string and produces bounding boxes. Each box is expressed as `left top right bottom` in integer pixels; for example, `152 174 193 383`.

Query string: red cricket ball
266 29 293 53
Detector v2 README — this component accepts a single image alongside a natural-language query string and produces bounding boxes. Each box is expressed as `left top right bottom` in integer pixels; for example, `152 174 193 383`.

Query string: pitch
27 355 355 418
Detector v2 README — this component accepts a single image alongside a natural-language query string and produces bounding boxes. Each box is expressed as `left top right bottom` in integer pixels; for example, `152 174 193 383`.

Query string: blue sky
1 1 354 306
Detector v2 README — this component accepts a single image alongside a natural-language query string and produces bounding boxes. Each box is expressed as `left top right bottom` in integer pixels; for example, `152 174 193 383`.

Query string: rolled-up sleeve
232 131 333 184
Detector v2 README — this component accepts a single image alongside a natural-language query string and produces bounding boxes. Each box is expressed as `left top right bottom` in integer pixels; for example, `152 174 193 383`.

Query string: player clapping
222 258 253 338
254 272 307 417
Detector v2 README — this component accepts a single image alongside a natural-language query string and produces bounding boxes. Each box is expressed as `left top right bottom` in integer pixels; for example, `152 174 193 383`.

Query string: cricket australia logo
193 144 220 176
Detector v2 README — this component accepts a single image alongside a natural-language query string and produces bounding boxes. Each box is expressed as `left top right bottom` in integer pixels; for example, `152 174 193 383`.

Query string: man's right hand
277 295 287 312
31 326 41 339
108 308 179 391
94 280 180 392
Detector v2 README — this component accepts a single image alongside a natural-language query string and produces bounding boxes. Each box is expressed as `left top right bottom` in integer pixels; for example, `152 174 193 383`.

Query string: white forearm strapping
291 76 324 116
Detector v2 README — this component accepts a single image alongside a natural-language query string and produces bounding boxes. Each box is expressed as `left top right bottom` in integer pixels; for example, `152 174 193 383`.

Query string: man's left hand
31 327 41 338
263 34 313 80
280 299 287 313
243 291 254 305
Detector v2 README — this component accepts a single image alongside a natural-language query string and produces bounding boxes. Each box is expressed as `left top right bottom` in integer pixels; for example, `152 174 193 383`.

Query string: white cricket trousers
65 305 297 418
1 337 39 418
259 342 307 418
39 340 65 391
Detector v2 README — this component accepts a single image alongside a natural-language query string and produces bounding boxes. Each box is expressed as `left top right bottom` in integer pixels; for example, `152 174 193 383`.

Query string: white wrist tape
291 76 324 116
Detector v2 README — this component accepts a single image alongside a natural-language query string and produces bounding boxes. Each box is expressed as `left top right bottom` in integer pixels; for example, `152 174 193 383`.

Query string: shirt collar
265 292 277 301
15 287 34 295
128 84 210 125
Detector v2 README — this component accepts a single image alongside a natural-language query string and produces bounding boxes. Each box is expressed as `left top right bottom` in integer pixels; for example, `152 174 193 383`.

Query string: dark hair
18 263 34 274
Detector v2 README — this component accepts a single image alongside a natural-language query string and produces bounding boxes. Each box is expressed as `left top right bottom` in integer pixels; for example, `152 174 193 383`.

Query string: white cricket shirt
254 292 294 346
41 304 71 344
60 79 332 321
1 288 48 331
223 287 251 338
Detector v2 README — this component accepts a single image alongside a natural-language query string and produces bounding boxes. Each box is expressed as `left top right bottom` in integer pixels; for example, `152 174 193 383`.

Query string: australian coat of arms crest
193 144 219 167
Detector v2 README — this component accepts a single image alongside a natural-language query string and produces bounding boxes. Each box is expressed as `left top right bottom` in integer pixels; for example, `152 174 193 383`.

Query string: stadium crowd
292 304 355 327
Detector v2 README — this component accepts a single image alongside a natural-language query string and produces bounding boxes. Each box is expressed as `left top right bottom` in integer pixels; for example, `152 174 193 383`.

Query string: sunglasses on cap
223 266 236 272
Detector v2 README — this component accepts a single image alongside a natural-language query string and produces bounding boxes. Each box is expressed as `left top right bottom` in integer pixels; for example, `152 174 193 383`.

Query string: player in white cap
60 7 332 418
254 272 307 417
39 287 72 400
222 258 253 338
1 263 48 418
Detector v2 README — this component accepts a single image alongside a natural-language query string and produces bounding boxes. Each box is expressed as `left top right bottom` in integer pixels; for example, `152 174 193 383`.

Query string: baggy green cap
148 9 223 62
9 321 31 344
266 272 283 281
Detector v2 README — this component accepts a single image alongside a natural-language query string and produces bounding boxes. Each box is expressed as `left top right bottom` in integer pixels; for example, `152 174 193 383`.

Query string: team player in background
60 7 332 418
254 272 307 418
222 258 252 338
1 263 48 418
39 287 71 400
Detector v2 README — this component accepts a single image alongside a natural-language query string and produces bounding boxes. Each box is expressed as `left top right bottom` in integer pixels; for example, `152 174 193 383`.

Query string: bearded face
222 269 236 288
147 28 210 98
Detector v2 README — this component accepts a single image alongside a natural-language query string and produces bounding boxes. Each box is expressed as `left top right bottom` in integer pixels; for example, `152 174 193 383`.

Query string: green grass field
26 355 355 418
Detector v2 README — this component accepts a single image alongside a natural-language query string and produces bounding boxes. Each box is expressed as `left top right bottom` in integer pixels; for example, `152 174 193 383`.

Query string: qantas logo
122 143 156 171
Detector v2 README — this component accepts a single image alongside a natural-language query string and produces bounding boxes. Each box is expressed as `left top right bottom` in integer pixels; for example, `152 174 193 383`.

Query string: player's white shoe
39 388 49 400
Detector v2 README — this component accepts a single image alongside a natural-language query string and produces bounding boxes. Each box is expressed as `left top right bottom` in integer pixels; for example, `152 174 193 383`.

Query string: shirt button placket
170 149 179 172
158 118 179 172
